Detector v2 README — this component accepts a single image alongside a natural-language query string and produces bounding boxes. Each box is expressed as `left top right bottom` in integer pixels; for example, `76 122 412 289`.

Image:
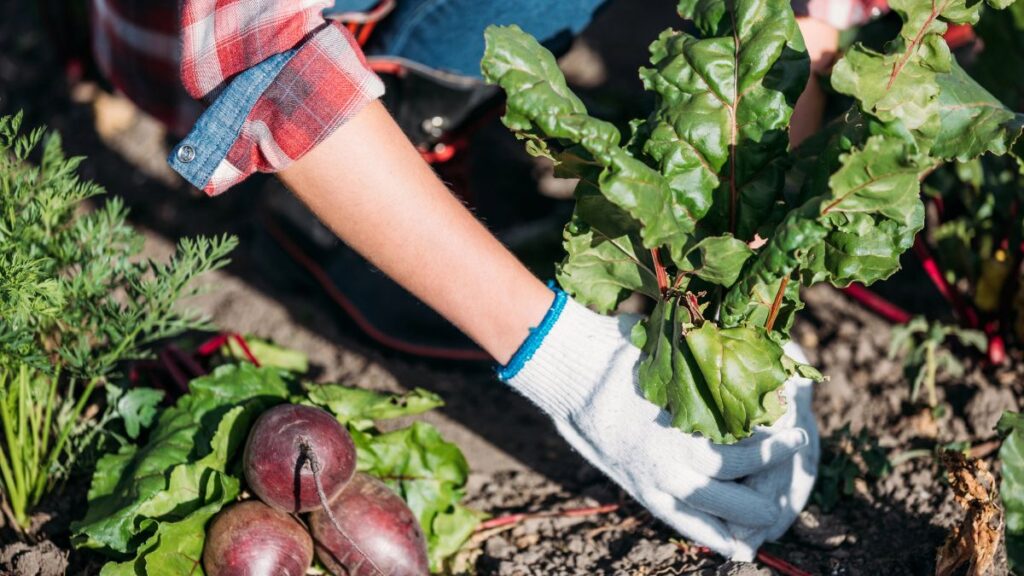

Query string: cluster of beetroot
203 404 429 576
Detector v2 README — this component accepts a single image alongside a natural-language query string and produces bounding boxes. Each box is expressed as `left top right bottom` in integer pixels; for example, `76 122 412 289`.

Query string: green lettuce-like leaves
354 422 481 571
998 411 1024 570
649 0 807 240
306 384 443 430
484 1 807 442
931 62 1024 162
556 182 661 313
73 365 290 554
636 300 725 439
683 235 754 287
75 363 478 574
482 25 702 259
484 0 1023 444
721 213 824 331
833 0 1024 164
113 387 165 440
635 300 787 443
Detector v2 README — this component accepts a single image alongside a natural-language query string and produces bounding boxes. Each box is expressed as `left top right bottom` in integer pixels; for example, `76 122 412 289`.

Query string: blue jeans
326 0 610 78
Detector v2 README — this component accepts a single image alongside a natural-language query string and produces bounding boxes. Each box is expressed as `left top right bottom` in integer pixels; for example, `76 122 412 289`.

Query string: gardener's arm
791 16 839 146
279 100 552 364
277 100 812 560
790 0 888 146
168 1 810 560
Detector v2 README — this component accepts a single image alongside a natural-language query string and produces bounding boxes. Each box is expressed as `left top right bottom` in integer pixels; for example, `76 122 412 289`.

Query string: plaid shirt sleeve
168 0 384 195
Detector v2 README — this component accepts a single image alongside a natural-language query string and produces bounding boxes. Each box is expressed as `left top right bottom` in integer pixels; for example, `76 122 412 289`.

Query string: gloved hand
498 291 815 560
731 341 820 554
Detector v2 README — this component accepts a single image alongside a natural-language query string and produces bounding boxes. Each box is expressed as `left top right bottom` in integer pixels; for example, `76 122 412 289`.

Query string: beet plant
203 501 314 576
482 0 1024 443
0 113 235 531
243 403 356 513
74 362 478 575
842 3 1024 366
310 472 429 576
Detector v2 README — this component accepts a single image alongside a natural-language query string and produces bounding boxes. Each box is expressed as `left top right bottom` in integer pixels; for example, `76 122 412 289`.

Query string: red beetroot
243 404 356 513
310 473 429 576
203 501 313 576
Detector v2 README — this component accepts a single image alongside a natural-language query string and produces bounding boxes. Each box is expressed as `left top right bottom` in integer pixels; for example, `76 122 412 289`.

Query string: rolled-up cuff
169 23 384 196
501 293 636 420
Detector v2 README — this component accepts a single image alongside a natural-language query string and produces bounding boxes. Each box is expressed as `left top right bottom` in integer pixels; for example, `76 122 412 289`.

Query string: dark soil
1 1 1021 575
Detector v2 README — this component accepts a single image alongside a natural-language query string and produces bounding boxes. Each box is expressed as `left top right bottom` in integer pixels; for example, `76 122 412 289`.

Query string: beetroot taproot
203 500 313 576
243 404 356 513
310 472 429 576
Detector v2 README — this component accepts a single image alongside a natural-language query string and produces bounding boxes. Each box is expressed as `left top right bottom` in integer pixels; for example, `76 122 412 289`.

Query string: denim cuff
167 50 297 190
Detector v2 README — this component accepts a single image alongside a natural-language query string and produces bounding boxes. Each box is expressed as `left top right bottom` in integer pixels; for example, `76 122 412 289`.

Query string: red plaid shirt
91 0 383 195
91 0 886 195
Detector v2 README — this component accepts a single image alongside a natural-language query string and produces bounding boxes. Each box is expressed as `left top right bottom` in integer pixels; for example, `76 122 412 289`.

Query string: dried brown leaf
935 451 1003 576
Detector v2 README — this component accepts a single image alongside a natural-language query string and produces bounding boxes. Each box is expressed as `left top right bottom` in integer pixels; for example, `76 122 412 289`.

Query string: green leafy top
0 113 237 380
73 364 478 574
999 411 1024 571
482 0 1023 443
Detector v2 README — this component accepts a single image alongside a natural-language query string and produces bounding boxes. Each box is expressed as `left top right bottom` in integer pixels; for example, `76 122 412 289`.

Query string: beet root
244 404 356 513
310 473 429 576
203 500 313 576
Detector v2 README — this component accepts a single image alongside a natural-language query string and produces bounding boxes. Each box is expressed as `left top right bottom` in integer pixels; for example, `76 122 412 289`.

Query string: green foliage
223 336 310 374
888 317 986 407
482 0 1024 443
998 411 1024 571
353 422 481 567
0 113 235 530
813 425 890 513
73 363 478 574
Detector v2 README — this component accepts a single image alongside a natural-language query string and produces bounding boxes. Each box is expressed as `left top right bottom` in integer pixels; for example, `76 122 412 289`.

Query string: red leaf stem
913 237 979 328
158 349 190 392
942 23 976 50
196 334 230 357
474 503 620 531
985 321 1007 365
194 333 262 367
757 550 814 576
841 284 913 324
166 344 207 378
651 249 670 295
764 276 790 332
230 334 262 367
688 546 811 576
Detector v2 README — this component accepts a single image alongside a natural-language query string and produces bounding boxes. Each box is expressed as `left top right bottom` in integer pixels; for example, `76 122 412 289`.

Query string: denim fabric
168 50 296 189
332 0 610 77
324 0 381 16
172 0 607 188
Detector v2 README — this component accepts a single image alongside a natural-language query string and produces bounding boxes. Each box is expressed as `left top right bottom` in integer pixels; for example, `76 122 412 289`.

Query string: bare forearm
791 17 839 147
278 101 553 364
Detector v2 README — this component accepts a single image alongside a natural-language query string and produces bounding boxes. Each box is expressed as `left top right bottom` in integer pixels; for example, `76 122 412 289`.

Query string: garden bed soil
2 1 1021 574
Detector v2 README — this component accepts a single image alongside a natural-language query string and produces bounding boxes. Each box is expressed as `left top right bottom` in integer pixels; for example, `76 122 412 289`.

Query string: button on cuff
176 145 196 163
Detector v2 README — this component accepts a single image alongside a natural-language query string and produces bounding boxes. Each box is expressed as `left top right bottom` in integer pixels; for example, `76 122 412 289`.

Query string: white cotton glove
731 341 820 550
499 293 813 560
